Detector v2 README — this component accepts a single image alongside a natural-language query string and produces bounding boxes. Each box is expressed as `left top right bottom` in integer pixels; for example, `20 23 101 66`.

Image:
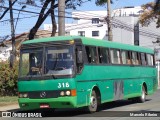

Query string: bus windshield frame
18 45 75 80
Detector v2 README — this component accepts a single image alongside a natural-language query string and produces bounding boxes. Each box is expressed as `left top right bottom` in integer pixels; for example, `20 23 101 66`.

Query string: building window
78 31 85 36
65 31 70 35
92 18 99 24
92 31 99 37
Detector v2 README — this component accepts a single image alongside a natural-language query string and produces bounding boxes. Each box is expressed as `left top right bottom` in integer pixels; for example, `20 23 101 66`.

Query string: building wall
112 17 137 45
44 7 160 51
0 44 12 61
112 6 142 17
139 22 160 50
0 30 52 61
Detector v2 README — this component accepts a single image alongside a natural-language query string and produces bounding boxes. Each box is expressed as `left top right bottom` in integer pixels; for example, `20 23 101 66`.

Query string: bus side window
98 47 109 64
126 51 131 65
85 46 91 63
136 52 140 65
147 54 154 66
85 46 98 64
121 50 127 64
141 53 147 66
110 49 121 64
152 55 155 66
131 52 139 65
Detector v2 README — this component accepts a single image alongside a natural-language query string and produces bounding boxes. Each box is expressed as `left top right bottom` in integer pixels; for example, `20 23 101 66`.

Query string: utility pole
107 0 113 41
58 0 65 36
134 22 139 46
9 0 16 68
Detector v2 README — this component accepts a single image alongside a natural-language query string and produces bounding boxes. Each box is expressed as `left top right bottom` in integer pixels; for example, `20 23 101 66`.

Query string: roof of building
4 30 53 44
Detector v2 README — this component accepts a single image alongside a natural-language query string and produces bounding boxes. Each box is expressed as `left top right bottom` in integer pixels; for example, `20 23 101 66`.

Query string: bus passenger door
114 80 124 100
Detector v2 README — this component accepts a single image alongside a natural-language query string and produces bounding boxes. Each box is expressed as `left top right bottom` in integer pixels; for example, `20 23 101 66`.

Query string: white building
44 6 160 50
0 30 52 61
44 6 160 87
0 44 12 61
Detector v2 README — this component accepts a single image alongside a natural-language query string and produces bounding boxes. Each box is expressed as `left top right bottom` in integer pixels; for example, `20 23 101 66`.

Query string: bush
0 61 19 96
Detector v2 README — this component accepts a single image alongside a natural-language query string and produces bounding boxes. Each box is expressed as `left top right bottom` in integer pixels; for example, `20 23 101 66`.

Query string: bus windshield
19 46 74 78
45 46 74 76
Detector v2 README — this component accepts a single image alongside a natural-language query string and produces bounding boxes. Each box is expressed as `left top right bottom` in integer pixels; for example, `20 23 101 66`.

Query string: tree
0 0 89 68
140 0 160 28
95 0 113 6
0 0 18 20
26 0 88 40
95 0 113 41
0 0 90 40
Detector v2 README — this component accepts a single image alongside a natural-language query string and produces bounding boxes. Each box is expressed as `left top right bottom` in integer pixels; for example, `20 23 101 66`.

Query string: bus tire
137 86 146 103
86 90 98 113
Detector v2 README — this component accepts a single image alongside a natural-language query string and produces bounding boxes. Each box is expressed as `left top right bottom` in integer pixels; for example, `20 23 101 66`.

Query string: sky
0 0 155 39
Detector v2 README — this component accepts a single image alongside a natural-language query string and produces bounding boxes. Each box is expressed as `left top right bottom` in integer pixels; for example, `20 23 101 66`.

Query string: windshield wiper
50 74 56 79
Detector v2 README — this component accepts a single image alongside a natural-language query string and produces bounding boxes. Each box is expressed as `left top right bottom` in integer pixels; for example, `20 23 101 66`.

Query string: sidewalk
0 103 19 111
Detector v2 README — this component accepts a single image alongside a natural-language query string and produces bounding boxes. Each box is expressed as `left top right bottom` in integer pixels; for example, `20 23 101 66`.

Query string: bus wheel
86 90 98 113
137 86 146 103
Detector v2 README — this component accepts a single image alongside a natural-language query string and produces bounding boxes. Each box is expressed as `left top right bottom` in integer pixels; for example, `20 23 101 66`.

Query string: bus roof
22 36 154 54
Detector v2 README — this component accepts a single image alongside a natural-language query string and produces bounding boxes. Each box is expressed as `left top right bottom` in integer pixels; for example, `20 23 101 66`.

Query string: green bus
18 36 157 112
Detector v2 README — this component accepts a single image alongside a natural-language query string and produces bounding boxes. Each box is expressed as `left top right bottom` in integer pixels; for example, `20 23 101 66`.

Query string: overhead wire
0 3 160 40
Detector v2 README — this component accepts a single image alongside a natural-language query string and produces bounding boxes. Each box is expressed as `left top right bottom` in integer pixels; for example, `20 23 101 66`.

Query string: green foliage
0 61 19 96
95 0 113 6
140 1 160 28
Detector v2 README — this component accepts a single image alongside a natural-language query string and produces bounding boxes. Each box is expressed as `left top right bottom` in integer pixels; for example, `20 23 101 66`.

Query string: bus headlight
60 90 76 96
66 91 71 96
23 93 28 98
19 93 28 98
19 93 23 98
60 91 65 96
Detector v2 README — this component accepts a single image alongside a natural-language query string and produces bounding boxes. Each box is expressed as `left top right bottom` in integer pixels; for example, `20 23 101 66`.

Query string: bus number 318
58 82 70 88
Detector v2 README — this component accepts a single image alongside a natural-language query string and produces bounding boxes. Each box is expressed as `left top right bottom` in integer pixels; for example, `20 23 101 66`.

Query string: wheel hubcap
90 96 97 108
142 90 145 100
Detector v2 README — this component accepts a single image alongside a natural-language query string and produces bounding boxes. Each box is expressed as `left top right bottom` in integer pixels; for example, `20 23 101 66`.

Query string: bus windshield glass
19 46 74 78
19 48 43 77
45 46 74 76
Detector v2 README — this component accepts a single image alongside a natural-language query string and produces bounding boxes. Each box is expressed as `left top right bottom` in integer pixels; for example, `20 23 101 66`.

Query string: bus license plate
40 104 50 108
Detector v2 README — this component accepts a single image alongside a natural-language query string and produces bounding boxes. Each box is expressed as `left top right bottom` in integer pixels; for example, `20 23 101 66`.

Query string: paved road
1 89 160 120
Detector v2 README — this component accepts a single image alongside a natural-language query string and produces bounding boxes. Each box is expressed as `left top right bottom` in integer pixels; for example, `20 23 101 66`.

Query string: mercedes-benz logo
40 92 46 98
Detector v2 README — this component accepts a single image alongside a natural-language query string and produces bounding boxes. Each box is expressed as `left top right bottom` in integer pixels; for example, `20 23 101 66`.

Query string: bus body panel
18 78 76 91
18 96 77 110
75 65 157 106
18 78 77 110
18 36 157 110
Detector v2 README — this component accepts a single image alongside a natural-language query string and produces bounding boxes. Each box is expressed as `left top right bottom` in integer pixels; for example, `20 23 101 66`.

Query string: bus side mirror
77 50 83 64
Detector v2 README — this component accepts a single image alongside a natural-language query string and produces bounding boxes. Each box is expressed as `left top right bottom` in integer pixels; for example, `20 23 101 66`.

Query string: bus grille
28 90 60 99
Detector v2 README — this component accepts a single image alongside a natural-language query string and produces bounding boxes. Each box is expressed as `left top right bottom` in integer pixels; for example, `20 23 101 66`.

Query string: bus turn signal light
71 89 76 96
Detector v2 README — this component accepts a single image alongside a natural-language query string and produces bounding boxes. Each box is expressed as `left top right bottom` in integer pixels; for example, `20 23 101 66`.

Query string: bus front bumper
18 96 77 110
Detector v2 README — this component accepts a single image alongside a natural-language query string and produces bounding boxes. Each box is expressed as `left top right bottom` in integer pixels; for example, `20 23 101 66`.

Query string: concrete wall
0 44 12 61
